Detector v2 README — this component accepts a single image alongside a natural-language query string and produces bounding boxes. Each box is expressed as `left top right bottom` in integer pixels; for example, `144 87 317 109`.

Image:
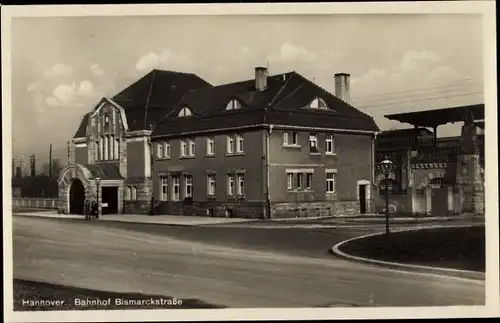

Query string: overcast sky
9 13 484 164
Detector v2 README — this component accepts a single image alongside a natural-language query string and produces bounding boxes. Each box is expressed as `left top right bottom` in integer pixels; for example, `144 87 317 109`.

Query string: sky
9 13 484 167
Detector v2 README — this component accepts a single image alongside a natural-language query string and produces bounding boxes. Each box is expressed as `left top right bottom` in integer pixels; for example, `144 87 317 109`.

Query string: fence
12 198 58 209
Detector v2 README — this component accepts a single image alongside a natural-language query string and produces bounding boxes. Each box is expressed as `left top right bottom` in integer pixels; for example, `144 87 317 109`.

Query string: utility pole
67 141 70 165
30 154 36 177
48 144 53 178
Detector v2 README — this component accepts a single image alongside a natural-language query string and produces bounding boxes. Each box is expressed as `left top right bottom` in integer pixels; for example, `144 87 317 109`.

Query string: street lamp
95 177 101 218
380 156 393 235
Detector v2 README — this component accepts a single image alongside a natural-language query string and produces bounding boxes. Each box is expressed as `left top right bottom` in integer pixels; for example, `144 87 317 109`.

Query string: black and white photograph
2 2 498 322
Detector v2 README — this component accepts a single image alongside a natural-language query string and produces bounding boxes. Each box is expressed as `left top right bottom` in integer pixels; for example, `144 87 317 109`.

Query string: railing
12 198 58 209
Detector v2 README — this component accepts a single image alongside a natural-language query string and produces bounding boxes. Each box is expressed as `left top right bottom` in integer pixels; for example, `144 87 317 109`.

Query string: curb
330 224 485 281
13 213 257 228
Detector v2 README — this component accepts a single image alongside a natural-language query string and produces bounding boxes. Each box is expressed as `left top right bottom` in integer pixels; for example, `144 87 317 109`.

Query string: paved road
13 216 484 308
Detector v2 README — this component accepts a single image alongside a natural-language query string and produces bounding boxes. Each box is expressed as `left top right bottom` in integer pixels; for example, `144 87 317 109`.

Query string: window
287 173 294 190
160 176 168 201
306 172 313 189
124 187 131 200
157 143 164 158
103 136 109 160
172 176 180 201
109 136 114 160
226 100 241 110
181 139 188 157
236 134 244 153
178 106 193 117
184 175 193 198
283 131 299 146
94 141 99 161
104 114 110 132
227 174 235 196
189 139 195 156
309 98 328 109
226 135 235 154
309 134 318 153
326 172 336 193
164 142 171 158
325 134 335 154
297 173 303 189
206 137 215 155
114 138 120 159
207 175 216 196
237 174 245 196
130 186 137 200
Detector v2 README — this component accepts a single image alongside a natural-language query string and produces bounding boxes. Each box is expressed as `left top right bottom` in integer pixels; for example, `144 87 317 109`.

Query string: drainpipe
147 134 155 215
265 125 273 219
372 131 379 184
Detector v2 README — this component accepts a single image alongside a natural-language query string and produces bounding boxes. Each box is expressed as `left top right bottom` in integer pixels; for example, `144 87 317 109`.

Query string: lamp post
380 157 393 235
95 177 101 218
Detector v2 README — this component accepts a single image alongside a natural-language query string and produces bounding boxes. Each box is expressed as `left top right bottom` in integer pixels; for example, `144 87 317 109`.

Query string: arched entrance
69 179 86 214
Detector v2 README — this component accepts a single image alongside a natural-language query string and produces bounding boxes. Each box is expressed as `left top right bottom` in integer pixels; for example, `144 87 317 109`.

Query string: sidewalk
14 211 261 226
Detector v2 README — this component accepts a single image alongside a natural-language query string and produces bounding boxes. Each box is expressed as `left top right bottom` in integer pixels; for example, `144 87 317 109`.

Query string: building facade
58 67 380 218
372 106 485 216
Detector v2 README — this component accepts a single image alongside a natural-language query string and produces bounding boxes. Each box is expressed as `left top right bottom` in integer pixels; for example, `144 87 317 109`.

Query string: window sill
179 155 196 159
156 157 171 161
326 191 336 195
205 154 215 158
325 152 337 156
287 189 314 193
283 144 301 149
228 195 245 200
225 152 245 157
309 152 321 156
206 195 216 200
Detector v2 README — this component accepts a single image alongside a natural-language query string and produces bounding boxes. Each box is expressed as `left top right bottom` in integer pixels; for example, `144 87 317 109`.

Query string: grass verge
14 279 224 311
337 225 485 272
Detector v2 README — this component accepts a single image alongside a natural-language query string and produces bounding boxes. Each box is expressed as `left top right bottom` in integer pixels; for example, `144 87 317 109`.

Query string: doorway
69 179 85 214
359 184 367 214
101 186 118 214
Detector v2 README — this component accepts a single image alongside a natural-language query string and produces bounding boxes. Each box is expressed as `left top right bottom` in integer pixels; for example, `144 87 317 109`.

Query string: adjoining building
373 104 485 216
58 67 380 218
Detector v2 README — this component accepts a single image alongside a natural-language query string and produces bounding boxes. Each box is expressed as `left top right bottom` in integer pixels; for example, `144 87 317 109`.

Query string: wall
74 146 88 164
150 130 265 218
267 129 373 217
126 139 146 178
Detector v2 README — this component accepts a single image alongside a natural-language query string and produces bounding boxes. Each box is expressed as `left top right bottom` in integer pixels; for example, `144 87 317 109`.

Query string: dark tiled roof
73 69 212 137
83 163 123 180
111 69 212 131
74 113 90 138
153 71 379 136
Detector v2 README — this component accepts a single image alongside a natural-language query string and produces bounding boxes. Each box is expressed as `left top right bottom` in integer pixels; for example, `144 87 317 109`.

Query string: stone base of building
270 201 361 219
124 200 267 219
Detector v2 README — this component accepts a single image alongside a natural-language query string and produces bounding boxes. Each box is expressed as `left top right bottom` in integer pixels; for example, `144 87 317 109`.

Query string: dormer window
226 100 242 111
178 106 193 117
309 98 328 110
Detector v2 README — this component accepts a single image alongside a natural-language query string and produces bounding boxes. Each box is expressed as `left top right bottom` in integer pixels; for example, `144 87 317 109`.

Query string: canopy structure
384 104 485 146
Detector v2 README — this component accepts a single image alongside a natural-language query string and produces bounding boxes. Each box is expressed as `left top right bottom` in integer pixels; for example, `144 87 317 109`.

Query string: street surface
12 215 484 308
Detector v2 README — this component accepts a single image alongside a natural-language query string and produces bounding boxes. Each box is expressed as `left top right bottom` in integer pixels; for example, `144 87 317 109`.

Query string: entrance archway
69 179 85 214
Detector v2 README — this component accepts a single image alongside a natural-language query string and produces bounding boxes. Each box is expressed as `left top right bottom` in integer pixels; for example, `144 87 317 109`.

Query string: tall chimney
255 66 268 91
334 73 351 104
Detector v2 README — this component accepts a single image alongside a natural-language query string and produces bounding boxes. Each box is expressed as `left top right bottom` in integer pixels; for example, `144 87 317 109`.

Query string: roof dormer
308 97 329 110
178 106 193 117
225 99 242 111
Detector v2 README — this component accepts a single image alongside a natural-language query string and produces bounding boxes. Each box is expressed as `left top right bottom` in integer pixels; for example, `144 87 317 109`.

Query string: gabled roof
73 69 212 137
153 71 379 136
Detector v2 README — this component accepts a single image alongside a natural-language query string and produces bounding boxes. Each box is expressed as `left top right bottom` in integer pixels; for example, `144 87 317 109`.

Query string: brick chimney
334 73 351 104
255 66 268 91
